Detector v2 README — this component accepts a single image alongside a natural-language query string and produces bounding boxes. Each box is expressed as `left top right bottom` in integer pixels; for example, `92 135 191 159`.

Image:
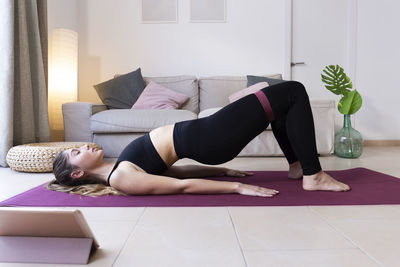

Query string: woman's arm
112 168 277 197
181 178 277 197
163 164 253 178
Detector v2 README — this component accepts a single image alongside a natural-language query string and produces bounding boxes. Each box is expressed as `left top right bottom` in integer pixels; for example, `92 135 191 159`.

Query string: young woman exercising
52 81 350 197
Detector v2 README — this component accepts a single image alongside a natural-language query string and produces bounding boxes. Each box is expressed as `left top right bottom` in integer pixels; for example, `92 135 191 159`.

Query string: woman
52 81 350 197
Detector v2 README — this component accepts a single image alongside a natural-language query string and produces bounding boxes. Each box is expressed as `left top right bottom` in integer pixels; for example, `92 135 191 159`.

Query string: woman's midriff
149 124 179 167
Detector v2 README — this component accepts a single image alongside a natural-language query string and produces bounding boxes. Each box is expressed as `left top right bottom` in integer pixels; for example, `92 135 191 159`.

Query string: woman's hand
236 183 279 197
220 168 254 177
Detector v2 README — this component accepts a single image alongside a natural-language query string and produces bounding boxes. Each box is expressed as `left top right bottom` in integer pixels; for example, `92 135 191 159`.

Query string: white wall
355 0 400 140
75 0 286 104
47 0 78 32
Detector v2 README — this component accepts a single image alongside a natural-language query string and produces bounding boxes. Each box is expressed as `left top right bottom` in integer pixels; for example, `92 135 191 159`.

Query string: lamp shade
48 28 78 141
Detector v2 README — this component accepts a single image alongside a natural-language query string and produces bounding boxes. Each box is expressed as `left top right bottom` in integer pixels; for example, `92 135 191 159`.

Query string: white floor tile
113 207 246 267
322 219 400 267
76 207 144 222
229 206 354 250
244 249 380 267
311 205 400 221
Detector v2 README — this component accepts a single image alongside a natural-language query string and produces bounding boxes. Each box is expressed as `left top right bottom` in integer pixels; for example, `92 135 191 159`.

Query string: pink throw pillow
228 82 269 103
131 81 189 109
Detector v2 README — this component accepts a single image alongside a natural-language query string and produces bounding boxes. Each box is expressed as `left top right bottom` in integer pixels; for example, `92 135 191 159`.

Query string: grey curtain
0 0 50 167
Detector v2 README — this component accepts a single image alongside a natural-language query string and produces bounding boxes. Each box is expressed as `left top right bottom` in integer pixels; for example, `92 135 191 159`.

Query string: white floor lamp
48 28 78 142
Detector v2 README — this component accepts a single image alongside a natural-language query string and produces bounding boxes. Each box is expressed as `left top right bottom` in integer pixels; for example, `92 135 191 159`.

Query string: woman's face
65 144 104 172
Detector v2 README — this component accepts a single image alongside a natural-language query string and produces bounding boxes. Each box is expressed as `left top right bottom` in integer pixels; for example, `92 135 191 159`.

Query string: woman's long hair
48 151 126 197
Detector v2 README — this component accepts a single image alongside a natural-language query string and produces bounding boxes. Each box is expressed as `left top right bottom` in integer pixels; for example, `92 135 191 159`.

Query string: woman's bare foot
288 161 303 179
303 171 350 192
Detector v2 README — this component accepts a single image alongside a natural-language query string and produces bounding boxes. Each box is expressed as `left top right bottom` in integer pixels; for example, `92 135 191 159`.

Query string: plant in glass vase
321 65 363 158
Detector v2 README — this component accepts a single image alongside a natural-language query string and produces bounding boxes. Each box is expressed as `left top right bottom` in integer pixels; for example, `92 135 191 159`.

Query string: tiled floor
0 146 399 267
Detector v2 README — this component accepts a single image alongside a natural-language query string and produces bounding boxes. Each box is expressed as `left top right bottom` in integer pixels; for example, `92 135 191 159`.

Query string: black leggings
173 81 322 175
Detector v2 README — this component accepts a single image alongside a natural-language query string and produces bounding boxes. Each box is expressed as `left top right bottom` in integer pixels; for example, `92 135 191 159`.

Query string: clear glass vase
334 114 363 158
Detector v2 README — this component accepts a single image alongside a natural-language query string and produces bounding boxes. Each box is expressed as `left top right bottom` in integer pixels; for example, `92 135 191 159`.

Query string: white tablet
0 208 99 249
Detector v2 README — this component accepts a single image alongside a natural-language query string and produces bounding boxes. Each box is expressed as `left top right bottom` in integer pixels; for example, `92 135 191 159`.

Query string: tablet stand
0 236 93 264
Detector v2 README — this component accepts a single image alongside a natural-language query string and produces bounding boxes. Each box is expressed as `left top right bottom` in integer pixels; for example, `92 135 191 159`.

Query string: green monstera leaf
321 65 352 96
321 64 362 115
338 89 362 115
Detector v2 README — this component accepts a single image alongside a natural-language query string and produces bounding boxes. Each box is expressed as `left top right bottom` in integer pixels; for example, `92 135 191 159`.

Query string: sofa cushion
143 76 199 114
199 74 282 111
131 81 189 110
94 68 145 109
90 109 197 133
247 75 286 87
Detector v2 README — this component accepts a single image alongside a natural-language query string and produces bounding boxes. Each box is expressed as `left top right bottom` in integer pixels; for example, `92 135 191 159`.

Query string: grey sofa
63 74 335 158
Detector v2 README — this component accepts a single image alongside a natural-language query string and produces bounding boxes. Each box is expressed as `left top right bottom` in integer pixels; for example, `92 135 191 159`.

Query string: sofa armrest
309 98 335 155
62 102 107 142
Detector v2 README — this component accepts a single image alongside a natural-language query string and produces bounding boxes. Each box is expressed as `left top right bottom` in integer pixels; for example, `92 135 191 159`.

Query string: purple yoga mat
1 168 399 207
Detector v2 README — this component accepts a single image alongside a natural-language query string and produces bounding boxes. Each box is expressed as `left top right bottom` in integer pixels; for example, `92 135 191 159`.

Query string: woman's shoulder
109 161 146 187
115 161 146 175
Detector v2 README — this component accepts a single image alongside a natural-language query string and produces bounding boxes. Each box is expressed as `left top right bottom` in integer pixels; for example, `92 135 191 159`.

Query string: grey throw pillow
94 68 145 109
247 75 286 87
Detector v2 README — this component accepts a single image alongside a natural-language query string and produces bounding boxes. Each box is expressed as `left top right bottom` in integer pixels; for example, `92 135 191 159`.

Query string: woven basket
6 142 102 173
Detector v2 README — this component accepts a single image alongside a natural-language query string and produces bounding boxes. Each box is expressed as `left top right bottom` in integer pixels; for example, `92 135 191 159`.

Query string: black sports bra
107 133 168 185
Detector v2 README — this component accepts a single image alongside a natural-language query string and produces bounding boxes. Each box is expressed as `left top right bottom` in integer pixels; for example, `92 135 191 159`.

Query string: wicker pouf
6 142 102 173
